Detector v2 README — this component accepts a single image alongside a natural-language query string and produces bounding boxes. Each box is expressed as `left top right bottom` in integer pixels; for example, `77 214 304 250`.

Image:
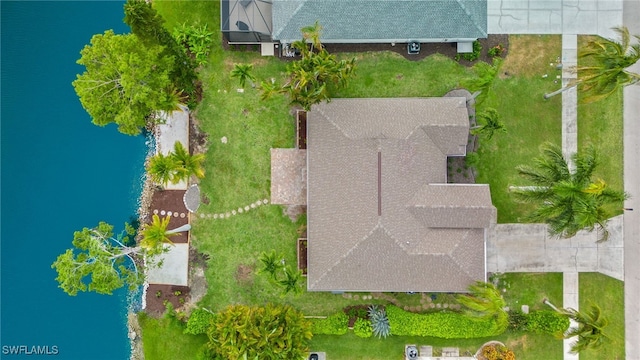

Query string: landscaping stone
521 305 530 314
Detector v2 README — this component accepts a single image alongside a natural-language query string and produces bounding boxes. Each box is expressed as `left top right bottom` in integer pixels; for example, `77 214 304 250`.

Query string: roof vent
407 41 420 55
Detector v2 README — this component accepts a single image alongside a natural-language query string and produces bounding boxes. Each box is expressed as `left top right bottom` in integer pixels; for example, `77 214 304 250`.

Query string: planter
297 110 307 149
297 238 308 276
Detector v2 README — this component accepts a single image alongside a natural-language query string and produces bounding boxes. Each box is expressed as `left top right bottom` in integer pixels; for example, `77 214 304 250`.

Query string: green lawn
579 273 625 359
498 273 564 312
138 313 208 360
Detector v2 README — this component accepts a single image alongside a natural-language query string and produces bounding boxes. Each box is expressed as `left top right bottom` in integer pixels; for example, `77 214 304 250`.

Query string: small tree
230 63 256 88
140 214 180 255
147 152 181 186
543 299 609 354
52 222 145 295
278 267 304 296
171 141 205 181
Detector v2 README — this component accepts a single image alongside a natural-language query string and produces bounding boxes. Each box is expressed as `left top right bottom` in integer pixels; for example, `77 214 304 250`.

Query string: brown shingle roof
307 98 496 292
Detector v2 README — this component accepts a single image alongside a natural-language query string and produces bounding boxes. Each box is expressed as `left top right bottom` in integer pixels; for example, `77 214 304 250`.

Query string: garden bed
297 110 307 149
297 238 307 276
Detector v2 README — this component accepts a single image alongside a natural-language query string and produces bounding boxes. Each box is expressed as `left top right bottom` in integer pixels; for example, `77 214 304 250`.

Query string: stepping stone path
152 209 187 218
196 198 270 220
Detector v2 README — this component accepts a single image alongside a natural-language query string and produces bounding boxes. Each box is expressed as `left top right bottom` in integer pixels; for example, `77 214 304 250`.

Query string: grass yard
497 272 564 312
475 35 563 223
578 35 625 217
579 273 625 359
138 313 208 360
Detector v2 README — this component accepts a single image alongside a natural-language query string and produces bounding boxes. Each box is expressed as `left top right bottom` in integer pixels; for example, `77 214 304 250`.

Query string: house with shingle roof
221 0 487 54
306 98 496 292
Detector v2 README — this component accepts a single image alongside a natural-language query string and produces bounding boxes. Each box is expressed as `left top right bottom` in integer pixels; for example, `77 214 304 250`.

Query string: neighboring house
306 98 496 292
221 0 487 53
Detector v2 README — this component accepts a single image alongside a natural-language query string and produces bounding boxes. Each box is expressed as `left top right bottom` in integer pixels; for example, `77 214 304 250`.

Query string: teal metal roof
272 0 487 43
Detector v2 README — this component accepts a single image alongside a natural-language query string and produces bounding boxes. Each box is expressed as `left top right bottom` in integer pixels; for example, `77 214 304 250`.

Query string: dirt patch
235 264 254 284
284 205 306 222
144 284 191 316
297 239 307 276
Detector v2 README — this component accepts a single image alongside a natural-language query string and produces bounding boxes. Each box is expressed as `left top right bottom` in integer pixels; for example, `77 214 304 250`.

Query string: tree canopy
512 142 628 241
51 218 177 296
72 30 178 135
207 304 312 360
456 281 509 333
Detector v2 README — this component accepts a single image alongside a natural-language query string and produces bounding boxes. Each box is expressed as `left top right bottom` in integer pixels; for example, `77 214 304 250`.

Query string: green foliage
72 30 177 135
456 281 509 333
124 0 198 97
367 305 391 339
353 318 373 338
185 308 216 335
140 214 178 255
386 305 502 339
527 310 570 335
278 267 304 296
51 222 146 296
147 141 205 185
481 343 516 360
311 312 349 335
173 22 213 66
472 107 507 140
507 310 529 331
261 22 357 110
578 26 640 103
461 58 502 105
207 304 312 360
488 44 506 58
561 304 609 354
455 40 482 62
344 306 368 320
257 250 284 279
230 63 256 88
513 142 629 241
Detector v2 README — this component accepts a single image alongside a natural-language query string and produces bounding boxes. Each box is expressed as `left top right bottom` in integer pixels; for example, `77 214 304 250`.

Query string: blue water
1 2 147 359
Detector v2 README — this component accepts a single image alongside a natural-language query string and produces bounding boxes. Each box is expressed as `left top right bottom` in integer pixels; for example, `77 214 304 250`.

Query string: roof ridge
455 0 488 38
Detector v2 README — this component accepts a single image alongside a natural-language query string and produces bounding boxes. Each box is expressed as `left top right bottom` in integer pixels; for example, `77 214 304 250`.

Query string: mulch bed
297 238 307 276
145 284 191 316
148 189 189 243
225 34 509 67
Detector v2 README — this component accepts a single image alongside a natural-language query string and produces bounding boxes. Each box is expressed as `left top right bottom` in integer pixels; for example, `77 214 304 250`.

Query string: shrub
368 305 391 338
482 344 516 360
527 310 570 335
310 312 348 335
344 305 368 320
507 310 529 331
488 44 505 58
184 308 216 335
386 305 503 339
353 318 373 338
173 23 213 66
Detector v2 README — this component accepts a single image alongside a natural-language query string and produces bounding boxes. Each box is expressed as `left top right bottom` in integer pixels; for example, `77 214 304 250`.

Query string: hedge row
353 318 373 338
310 312 348 335
386 305 503 339
527 310 570 335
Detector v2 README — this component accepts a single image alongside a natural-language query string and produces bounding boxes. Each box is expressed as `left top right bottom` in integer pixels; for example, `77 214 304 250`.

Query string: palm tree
544 26 640 101
543 299 609 354
170 141 205 181
278 267 303 295
301 20 322 51
456 281 508 332
512 142 628 242
139 214 190 255
471 107 506 140
230 63 256 88
147 152 180 186
257 250 283 279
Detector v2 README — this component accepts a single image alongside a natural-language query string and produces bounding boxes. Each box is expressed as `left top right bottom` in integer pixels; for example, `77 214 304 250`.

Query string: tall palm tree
147 152 180 186
456 281 508 332
512 142 628 242
471 107 506 140
543 300 609 354
170 141 205 181
230 63 256 88
544 26 640 101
